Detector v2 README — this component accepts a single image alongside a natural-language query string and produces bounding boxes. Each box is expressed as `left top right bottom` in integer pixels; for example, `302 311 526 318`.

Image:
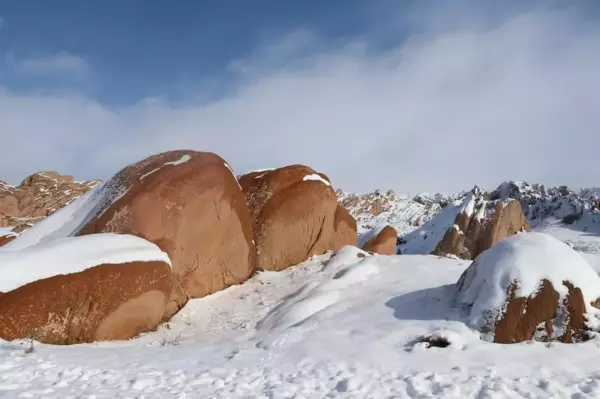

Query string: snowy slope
3 226 600 397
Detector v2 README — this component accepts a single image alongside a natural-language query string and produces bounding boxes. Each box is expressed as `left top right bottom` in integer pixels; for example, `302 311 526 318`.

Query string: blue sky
1 1 599 192
1 0 402 105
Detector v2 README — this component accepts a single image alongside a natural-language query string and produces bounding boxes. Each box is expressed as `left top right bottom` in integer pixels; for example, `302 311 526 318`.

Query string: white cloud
14 52 89 77
1 6 599 194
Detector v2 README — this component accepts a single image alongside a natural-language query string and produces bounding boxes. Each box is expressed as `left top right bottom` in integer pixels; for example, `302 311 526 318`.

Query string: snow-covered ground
2 224 600 398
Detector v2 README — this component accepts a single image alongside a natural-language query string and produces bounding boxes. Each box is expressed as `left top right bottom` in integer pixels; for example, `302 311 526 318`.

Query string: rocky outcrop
456 232 600 343
433 194 530 260
0 173 99 230
362 225 397 255
490 181 600 228
239 165 356 271
399 187 529 259
75 150 256 319
338 189 457 242
0 234 172 344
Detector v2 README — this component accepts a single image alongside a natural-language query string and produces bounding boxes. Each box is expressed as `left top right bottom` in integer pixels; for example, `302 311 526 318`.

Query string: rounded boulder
76 150 256 318
0 234 172 344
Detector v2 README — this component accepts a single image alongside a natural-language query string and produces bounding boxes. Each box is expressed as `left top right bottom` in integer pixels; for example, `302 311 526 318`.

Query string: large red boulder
76 150 256 318
0 234 172 344
239 165 357 271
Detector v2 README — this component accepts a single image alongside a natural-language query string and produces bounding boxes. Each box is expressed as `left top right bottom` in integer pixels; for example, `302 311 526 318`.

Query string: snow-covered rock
0 172 99 230
9 150 256 320
0 233 172 344
397 187 529 259
490 180 600 229
456 232 600 343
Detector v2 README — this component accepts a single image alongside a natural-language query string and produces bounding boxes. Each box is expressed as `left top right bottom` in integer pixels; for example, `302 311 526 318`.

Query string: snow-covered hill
2 180 600 397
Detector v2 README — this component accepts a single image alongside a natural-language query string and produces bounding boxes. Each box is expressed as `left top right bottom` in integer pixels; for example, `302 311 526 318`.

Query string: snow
3 186 105 250
397 196 466 254
5 185 600 397
140 154 192 180
6 235 600 397
459 191 476 217
224 162 242 189
457 232 600 333
165 154 191 166
0 227 14 237
140 167 161 180
0 233 170 292
302 174 331 186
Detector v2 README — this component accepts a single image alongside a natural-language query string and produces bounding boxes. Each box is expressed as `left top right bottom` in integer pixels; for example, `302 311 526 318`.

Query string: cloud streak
1 5 599 194
13 52 89 77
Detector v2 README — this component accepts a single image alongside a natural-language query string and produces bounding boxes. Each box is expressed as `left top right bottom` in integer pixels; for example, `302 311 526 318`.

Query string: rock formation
0 173 99 231
399 187 529 259
362 225 398 255
456 232 600 343
0 234 171 344
239 165 357 271
75 150 256 318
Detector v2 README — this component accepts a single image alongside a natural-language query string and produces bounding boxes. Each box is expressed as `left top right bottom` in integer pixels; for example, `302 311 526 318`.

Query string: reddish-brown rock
0 260 172 344
331 205 358 249
239 165 356 271
434 195 530 260
489 280 590 344
362 225 398 255
0 173 98 230
0 233 16 247
76 150 255 318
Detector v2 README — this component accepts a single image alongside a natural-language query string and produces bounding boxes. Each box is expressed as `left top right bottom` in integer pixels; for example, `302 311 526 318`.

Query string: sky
0 0 599 193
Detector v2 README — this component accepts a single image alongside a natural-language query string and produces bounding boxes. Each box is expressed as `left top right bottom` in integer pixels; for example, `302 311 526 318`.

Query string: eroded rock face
456 232 600 344
362 225 397 255
239 165 356 271
0 173 99 230
0 260 172 344
488 280 590 343
433 190 530 260
76 150 256 318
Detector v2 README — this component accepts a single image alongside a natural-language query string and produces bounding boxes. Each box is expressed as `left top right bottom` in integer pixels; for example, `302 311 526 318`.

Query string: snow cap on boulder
362 225 397 255
456 232 600 343
239 164 356 271
0 234 172 344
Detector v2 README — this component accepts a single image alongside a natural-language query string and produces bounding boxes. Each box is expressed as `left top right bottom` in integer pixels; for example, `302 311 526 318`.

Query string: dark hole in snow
562 213 581 225
419 335 450 348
